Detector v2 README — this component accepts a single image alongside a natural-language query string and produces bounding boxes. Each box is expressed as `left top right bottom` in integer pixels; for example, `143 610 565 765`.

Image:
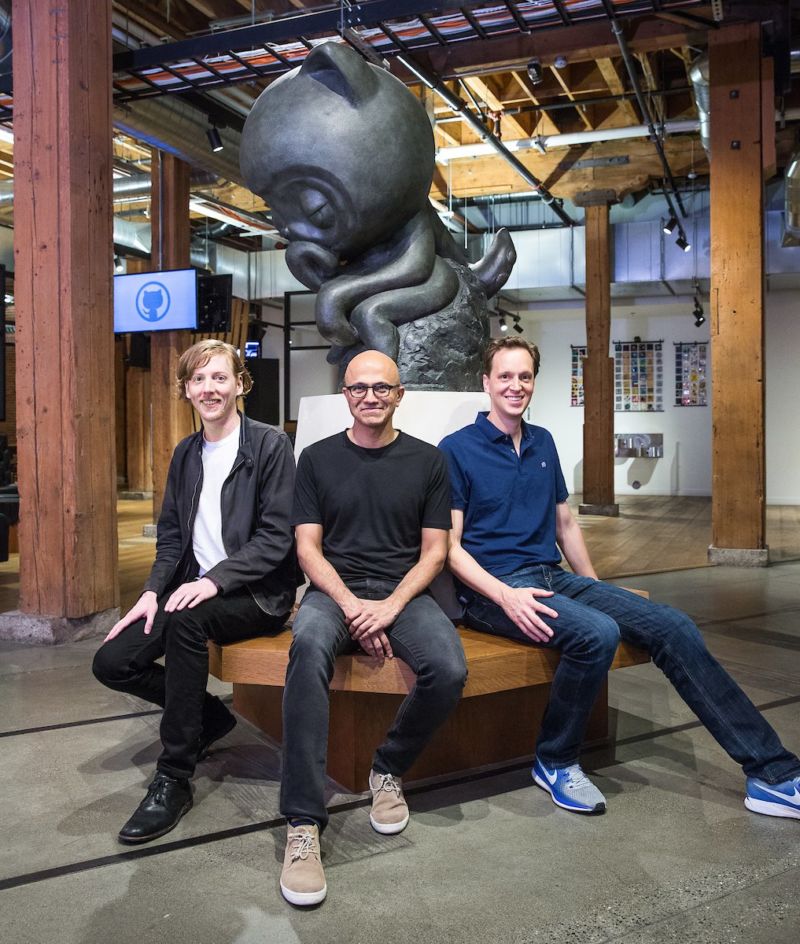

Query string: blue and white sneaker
532 756 606 814
745 775 800 819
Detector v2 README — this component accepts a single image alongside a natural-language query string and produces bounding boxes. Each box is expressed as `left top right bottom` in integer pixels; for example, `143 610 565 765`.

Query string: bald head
344 350 400 387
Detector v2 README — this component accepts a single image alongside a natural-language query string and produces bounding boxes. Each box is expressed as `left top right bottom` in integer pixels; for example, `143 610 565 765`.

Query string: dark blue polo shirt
438 412 569 577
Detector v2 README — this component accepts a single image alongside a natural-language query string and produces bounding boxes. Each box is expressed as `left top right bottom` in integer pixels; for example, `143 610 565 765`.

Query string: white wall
514 290 799 503
519 300 712 498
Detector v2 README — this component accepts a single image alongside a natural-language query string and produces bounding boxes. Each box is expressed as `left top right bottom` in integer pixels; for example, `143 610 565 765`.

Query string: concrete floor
1 562 799 944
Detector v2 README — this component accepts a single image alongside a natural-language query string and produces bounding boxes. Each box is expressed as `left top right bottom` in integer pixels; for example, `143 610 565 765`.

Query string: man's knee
576 611 621 660
92 643 130 689
287 616 341 670
91 644 113 686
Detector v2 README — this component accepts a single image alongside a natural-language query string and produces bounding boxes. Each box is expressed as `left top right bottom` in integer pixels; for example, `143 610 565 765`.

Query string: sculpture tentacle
469 229 517 299
349 257 460 361
315 210 435 347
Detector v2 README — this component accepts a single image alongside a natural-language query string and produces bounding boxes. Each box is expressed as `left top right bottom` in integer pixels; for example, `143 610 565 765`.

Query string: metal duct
689 54 711 154
113 217 151 255
437 119 700 162
113 96 244 185
0 170 220 208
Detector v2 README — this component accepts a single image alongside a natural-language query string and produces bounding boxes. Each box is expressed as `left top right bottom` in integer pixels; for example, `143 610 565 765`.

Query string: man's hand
104 590 158 642
164 577 219 613
344 597 399 663
499 586 558 643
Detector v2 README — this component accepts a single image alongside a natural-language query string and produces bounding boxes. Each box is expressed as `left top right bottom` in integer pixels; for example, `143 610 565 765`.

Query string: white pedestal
294 391 490 618
294 390 490 457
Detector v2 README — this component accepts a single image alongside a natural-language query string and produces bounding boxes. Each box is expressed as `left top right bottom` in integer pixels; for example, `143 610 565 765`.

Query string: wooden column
708 23 769 565
5 0 118 637
149 152 193 522
578 196 618 517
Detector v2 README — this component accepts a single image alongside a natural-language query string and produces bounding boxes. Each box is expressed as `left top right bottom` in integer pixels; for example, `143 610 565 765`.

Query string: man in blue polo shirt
438 336 800 819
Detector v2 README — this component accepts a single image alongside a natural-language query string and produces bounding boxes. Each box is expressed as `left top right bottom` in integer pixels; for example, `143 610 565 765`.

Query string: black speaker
127 333 150 369
197 274 233 333
245 358 280 426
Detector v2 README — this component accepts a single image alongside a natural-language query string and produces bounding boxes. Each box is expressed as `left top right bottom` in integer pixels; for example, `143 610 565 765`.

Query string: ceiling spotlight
513 321 524 334
663 216 678 235
206 126 224 152
526 57 543 85
499 316 508 333
113 254 124 273
675 232 691 252
554 55 568 69
693 296 705 328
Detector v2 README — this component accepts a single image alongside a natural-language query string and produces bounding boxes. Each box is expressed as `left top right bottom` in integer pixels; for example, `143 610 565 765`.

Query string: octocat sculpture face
240 42 435 261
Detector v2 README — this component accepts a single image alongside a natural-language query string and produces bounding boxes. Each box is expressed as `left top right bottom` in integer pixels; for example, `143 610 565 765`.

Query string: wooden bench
208 626 650 792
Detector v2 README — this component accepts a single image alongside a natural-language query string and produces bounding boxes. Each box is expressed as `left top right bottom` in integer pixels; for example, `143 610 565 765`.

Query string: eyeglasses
343 383 400 399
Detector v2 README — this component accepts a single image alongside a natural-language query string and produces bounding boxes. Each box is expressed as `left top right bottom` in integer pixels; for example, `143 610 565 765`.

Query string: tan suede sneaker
280 824 326 906
369 769 410 835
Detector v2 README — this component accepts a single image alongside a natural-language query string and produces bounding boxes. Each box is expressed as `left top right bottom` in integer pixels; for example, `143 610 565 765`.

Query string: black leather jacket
144 412 298 617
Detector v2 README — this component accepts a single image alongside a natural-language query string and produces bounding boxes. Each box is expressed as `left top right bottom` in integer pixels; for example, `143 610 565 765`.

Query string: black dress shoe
197 701 237 760
118 773 193 844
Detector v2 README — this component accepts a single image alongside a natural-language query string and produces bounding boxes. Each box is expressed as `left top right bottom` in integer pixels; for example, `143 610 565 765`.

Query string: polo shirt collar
474 411 533 445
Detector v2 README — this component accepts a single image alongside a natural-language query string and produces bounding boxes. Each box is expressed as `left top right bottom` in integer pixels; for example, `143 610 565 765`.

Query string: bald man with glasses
278 350 467 907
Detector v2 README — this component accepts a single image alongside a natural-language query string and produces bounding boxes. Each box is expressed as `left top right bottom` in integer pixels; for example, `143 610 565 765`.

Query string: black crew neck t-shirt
292 431 452 584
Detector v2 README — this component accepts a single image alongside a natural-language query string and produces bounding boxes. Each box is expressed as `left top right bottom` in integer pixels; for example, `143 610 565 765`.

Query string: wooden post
149 152 193 523
708 23 768 565
577 195 618 517
3 0 119 640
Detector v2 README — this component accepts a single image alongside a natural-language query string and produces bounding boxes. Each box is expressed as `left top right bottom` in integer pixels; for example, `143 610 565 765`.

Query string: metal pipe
396 53 576 227
606 12 687 223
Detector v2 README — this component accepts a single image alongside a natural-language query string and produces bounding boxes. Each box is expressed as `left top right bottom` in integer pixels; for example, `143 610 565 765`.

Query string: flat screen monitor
114 268 198 333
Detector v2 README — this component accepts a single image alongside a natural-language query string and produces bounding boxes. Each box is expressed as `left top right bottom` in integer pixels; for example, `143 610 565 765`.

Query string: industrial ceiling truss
108 1 713 106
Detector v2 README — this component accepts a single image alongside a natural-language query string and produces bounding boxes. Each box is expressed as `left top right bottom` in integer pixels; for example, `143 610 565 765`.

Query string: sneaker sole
532 772 606 814
745 796 800 819
117 798 193 844
369 811 410 835
280 881 327 906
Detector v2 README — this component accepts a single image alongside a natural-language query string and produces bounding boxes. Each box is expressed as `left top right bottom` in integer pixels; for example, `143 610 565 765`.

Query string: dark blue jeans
280 579 468 830
463 565 800 783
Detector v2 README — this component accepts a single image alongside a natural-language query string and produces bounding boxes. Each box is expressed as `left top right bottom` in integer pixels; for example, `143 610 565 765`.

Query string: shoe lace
147 775 173 804
563 765 591 791
374 772 402 797
288 830 317 862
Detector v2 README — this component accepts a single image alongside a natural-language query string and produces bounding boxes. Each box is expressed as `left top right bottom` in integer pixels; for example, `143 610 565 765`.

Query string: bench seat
208 625 650 792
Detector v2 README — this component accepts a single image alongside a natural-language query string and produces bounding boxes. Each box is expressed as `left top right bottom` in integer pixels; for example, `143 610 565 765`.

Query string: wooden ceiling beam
596 57 640 125
461 75 531 141
430 136 707 203
508 72 562 136
635 51 664 123
549 66 594 131
418 16 706 78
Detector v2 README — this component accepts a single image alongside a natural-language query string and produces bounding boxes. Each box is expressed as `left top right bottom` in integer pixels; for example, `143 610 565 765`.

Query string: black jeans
280 579 468 830
92 588 286 779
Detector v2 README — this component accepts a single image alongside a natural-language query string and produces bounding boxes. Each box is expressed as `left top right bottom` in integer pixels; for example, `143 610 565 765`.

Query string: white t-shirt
192 424 240 576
